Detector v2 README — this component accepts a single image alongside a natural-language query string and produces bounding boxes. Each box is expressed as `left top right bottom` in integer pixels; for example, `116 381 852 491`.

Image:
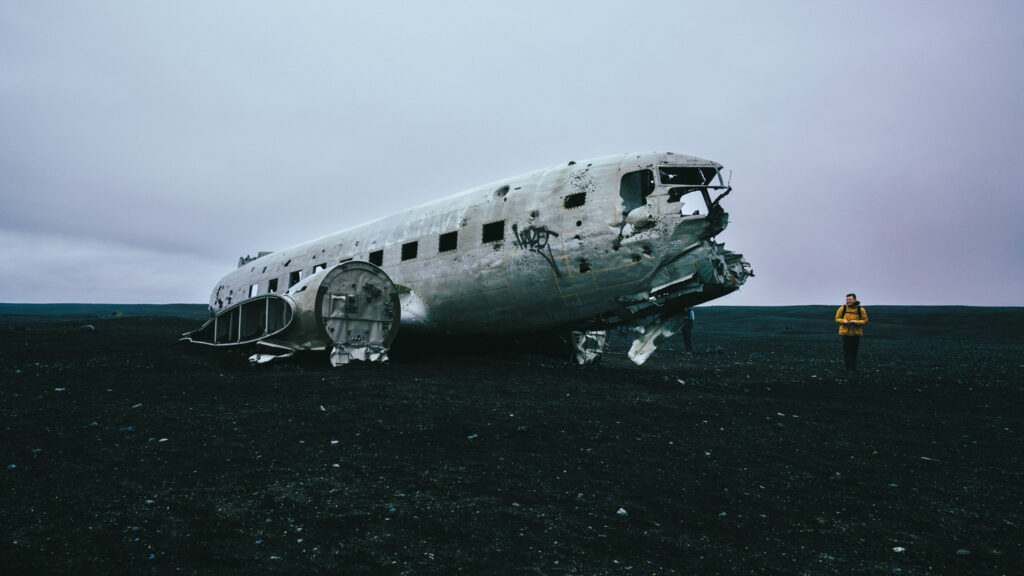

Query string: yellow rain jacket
835 305 868 336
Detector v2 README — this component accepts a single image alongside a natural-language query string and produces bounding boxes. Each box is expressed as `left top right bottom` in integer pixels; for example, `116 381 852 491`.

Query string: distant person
681 307 695 354
835 293 868 372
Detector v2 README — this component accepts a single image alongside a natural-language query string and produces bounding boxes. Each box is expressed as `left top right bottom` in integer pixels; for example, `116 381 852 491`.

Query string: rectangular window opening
482 220 505 243
288 270 302 287
268 278 279 293
658 166 719 186
564 192 586 209
369 250 384 267
620 169 655 213
438 230 458 253
249 283 259 298
401 241 418 261
313 263 326 274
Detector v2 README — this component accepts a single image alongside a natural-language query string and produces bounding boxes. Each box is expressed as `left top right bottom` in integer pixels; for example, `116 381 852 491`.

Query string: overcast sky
2 1 1022 306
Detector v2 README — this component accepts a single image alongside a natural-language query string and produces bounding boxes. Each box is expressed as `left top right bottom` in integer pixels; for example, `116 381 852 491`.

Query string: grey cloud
2 1 1022 304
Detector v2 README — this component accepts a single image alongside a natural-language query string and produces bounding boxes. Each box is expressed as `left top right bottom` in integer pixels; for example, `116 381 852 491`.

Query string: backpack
841 304 864 319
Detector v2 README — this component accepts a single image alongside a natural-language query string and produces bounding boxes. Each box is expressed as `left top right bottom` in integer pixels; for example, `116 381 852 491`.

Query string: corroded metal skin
188 152 752 365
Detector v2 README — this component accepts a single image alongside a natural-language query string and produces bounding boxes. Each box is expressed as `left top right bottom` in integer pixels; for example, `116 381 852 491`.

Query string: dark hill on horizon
3 303 1021 339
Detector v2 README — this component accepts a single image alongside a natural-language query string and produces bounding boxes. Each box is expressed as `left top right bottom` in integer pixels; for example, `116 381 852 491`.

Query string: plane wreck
183 152 752 366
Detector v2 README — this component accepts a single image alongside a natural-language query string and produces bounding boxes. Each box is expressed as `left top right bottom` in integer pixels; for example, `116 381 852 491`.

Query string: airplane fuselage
191 152 752 364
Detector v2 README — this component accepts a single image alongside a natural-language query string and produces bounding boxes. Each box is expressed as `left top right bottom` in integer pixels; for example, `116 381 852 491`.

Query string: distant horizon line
2 302 1020 309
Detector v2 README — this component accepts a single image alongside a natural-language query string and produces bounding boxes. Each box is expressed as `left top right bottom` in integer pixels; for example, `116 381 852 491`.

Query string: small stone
956 549 971 556
617 508 628 516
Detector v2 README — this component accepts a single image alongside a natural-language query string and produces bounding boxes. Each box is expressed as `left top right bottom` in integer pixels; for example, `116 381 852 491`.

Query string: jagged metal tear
627 312 692 366
570 329 608 365
626 242 752 366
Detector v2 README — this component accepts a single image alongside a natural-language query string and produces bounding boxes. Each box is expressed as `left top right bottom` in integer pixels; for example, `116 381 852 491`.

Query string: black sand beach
1 305 1021 575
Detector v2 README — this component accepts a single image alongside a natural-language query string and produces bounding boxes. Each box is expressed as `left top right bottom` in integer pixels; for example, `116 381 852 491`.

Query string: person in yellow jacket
835 293 868 372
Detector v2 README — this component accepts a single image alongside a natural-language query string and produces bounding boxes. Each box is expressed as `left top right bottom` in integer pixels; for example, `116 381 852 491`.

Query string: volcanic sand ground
1 305 1022 575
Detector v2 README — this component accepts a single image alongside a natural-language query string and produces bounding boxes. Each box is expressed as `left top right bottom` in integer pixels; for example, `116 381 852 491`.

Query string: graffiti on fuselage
512 223 561 276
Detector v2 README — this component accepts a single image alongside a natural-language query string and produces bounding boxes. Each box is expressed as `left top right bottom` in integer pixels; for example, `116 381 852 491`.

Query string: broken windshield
667 187 710 215
658 166 719 186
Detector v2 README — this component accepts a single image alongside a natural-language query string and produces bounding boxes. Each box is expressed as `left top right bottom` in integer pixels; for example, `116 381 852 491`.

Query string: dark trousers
842 336 860 371
682 323 693 352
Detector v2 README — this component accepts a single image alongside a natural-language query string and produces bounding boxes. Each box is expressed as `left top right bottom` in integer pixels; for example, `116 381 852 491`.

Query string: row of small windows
238 186 599 303
250 268 312 296
251 221 509 297
370 221 506 267
247 187 600 300
252 187 595 293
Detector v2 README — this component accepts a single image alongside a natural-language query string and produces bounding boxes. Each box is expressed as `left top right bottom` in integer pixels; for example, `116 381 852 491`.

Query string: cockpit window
620 169 655 214
658 166 718 186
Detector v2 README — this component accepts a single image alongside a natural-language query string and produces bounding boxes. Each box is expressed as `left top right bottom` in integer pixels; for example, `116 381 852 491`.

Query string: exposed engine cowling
297 262 400 366
182 262 400 366
180 295 293 346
